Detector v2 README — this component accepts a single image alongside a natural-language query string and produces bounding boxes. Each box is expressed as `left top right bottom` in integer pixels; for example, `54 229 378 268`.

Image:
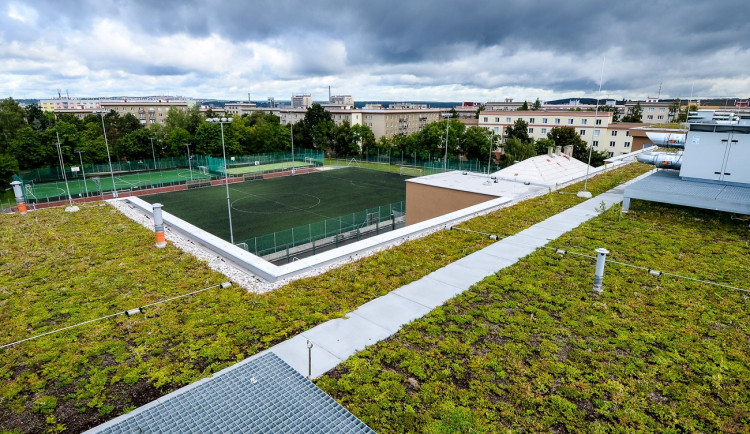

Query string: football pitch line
227 185 335 222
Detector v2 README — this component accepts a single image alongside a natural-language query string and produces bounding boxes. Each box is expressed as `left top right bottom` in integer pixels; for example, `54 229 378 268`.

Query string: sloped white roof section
492 153 594 187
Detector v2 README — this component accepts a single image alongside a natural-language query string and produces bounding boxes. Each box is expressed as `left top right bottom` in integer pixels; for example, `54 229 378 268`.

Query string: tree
351 124 376 155
547 126 607 166
474 104 485 119
505 119 530 143
534 138 556 156
533 98 542 110
25 104 52 132
8 126 53 169
668 99 681 122
331 120 359 156
0 98 27 151
517 101 530 111
0 153 19 183
118 129 153 160
502 137 535 167
461 126 493 161
622 102 643 122
300 104 335 150
448 108 459 118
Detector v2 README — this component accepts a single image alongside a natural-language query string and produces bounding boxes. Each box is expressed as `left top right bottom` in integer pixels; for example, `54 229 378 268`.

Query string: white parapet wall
125 195 514 284
123 154 647 286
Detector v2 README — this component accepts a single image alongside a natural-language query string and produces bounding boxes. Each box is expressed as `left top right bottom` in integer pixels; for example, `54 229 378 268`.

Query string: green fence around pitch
237 201 405 257
205 149 324 175
12 149 323 202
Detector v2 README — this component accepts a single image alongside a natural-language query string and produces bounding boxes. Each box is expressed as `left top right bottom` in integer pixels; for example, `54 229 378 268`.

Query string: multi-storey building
329 95 354 106
39 98 101 112
291 93 313 109
99 99 190 126
224 102 258 116
363 109 443 138
478 110 614 145
594 122 642 157
624 98 673 124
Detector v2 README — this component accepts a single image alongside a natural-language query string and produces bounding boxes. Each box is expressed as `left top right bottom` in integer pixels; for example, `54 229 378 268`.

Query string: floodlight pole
290 122 295 174
185 142 193 180
442 113 451 173
579 56 605 199
55 132 73 206
150 137 157 170
74 149 89 196
98 111 118 198
209 117 235 244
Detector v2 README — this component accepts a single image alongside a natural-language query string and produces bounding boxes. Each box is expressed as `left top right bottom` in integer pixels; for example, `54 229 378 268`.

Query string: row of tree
0 98 607 183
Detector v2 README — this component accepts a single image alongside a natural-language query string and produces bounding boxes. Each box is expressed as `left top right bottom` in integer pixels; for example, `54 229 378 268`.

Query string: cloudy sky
2 0 749 102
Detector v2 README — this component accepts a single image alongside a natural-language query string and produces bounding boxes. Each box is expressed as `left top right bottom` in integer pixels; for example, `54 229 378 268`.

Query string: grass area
224 161 310 175
0 163 652 432
317 202 749 432
143 168 410 242
25 168 211 200
325 159 427 176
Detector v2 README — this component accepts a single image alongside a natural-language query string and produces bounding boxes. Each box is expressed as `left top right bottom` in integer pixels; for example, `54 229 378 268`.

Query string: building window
506 117 511 123
608 152 614 157
659 108 665 112
611 130 618 136
528 127 533 133
580 130 586 135
581 119 587 125
555 118 561 124
595 119 602 125
494 126 499 133
529 118 535 123
657 115 664 120
593 140 599 147
542 118 548 124
567 119 573 124
483 117 488 122
495 117 499 122
626 131 630 136
625 142 631 147
541 128 547 134
647 115 654 119
594 130 600 137
649 107 654 112
610 141 616 147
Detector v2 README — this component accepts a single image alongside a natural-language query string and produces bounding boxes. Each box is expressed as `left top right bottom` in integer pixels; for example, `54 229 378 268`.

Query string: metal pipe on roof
636 151 683 169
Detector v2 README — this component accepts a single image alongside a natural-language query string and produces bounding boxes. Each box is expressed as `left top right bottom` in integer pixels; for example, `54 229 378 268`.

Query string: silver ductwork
637 151 683 169
645 131 686 148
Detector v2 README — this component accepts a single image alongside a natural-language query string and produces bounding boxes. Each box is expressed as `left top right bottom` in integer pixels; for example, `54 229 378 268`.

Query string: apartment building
624 99 672 124
261 106 442 140
363 109 443 138
99 99 190 126
477 110 614 146
291 93 313 109
224 102 258 116
39 98 101 112
593 122 642 157
329 95 354 106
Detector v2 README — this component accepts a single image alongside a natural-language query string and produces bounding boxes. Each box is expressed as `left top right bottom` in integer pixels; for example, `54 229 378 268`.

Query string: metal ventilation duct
637 151 683 169
645 131 686 148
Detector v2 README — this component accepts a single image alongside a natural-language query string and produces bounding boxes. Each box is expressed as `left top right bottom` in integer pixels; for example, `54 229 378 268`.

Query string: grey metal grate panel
91 352 373 433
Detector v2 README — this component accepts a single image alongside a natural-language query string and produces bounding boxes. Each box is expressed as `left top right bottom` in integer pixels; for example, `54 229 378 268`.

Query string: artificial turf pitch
143 167 411 242
24 168 210 200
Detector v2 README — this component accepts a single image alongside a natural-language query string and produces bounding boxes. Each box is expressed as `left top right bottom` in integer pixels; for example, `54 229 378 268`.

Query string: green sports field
143 167 411 242
23 168 210 200
225 161 310 175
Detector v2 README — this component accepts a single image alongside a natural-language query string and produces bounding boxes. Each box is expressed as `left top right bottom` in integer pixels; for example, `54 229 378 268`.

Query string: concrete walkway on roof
255 175 646 379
